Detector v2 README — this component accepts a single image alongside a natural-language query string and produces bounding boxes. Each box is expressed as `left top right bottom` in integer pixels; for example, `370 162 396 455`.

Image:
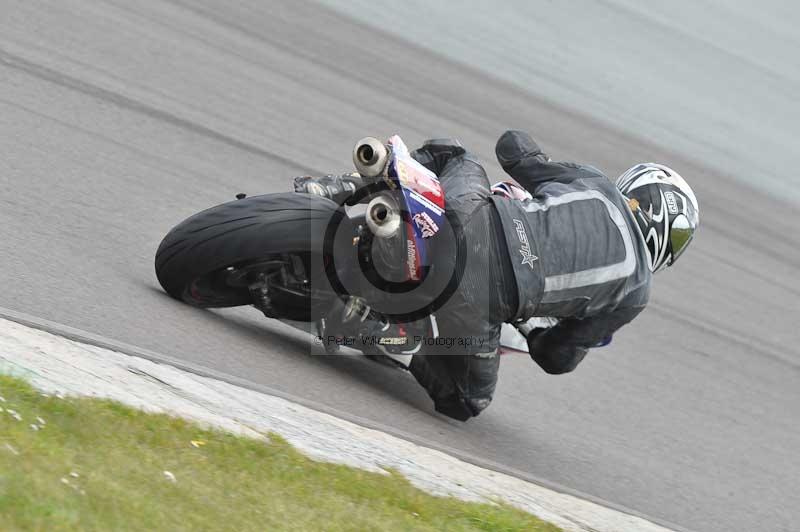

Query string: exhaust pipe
365 193 401 239
353 137 388 178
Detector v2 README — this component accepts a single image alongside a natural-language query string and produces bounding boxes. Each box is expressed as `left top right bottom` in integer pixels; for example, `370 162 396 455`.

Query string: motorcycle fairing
385 135 446 282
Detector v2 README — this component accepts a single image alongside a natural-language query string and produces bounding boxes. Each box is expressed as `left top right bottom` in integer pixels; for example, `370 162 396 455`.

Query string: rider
295 130 699 421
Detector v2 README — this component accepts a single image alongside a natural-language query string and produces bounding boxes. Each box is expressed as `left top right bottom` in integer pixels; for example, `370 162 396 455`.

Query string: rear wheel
155 192 339 318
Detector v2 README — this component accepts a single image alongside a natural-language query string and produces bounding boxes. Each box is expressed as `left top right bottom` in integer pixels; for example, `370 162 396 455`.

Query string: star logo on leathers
520 249 538 268
513 219 538 269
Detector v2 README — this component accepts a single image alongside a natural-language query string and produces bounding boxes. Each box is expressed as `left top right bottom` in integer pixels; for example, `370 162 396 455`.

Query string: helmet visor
669 214 694 264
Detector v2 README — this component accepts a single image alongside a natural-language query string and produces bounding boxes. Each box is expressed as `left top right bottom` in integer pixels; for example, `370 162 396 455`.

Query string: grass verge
0 375 559 531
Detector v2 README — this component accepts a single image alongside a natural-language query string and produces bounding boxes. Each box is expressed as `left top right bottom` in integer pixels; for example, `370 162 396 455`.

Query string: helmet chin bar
655 255 672 273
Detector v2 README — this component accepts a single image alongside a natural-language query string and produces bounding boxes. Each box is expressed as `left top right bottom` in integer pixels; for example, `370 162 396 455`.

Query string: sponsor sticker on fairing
396 159 442 198
406 238 419 281
412 212 439 238
408 190 444 216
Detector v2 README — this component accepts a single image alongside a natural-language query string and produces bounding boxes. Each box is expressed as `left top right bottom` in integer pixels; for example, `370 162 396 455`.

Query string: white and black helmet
616 163 699 272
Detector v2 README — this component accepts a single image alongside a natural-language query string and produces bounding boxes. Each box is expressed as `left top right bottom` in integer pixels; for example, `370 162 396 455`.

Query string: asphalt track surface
0 2 798 531
322 0 800 205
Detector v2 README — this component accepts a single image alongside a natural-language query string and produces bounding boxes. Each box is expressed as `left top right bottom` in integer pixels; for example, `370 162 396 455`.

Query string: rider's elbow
541 362 576 375
532 347 587 375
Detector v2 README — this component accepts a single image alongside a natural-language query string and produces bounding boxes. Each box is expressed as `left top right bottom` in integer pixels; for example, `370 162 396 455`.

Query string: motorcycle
155 135 458 366
155 135 594 366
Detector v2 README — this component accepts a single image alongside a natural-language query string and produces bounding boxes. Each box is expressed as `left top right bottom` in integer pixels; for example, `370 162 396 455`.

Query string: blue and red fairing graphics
385 135 445 282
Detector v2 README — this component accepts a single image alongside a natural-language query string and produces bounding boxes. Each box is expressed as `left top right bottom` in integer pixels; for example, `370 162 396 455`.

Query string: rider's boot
410 138 466 175
495 130 551 173
293 173 364 205
320 296 382 344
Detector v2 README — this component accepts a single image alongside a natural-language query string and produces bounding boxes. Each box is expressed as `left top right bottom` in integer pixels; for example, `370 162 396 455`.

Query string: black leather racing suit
405 131 652 421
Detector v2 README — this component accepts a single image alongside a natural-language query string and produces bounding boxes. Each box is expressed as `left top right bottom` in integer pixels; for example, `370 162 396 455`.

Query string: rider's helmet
616 163 699 272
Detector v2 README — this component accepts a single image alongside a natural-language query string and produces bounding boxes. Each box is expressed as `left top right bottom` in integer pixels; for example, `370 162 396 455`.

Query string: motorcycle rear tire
155 192 338 314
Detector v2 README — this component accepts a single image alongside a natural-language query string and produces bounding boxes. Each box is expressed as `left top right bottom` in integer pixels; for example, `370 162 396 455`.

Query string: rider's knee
434 393 494 421
411 350 499 421
434 352 499 421
434 395 473 421
466 395 493 416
